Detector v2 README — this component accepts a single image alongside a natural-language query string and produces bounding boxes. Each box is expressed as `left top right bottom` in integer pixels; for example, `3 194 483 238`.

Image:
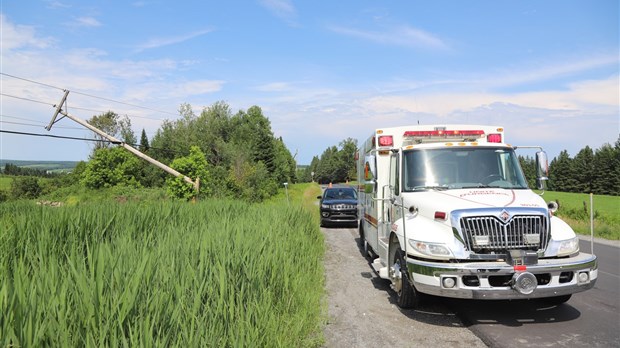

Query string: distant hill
0 159 80 172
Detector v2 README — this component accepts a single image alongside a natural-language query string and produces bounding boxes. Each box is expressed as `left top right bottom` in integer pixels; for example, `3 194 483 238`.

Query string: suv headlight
321 204 330 209
557 236 580 256
408 240 453 258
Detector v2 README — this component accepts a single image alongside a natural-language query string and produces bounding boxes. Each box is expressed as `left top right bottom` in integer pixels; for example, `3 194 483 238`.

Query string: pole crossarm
46 90 199 192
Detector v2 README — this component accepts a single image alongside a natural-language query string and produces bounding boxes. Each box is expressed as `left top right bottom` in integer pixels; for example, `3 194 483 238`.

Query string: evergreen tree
591 141 620 195
519 156 536 188
573 146 594 193
549 150 576 192
139 128 150 152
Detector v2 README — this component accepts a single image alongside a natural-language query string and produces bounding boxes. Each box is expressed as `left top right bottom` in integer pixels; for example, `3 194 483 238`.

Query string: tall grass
0 199 325 347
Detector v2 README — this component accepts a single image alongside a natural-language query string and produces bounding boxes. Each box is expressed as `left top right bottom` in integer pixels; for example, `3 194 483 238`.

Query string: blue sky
1 0 618 165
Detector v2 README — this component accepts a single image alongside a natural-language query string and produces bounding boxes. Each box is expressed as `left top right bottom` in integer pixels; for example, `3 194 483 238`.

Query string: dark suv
317 187 358 227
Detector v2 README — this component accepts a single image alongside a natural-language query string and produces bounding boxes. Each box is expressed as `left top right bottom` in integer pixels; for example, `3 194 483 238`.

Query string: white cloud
329 24 448 50
134 28 214 52
256 82 292 92
478 54 620 88
72 16 102 28
258 0 298 26
0 14 54 50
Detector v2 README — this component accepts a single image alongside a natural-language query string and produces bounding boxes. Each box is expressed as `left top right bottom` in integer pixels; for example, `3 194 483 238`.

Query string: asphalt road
320 185 619 347
446 237 620 348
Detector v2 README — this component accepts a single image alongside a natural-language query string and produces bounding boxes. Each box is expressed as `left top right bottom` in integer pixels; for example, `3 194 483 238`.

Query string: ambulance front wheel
394 246 421 309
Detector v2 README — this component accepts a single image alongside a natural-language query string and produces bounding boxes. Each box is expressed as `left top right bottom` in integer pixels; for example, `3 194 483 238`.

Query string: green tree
87 111 135 152
573 146 594 193
166 146 210 200
549 150 575 192
315 146 339 184
139 128 150 152
338 138 358 182
80 147 142 189
591 141 620 195
519 156 536 188
10 176 42 199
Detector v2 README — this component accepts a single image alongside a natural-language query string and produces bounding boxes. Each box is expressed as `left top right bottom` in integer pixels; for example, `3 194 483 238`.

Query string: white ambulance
357 125 597 308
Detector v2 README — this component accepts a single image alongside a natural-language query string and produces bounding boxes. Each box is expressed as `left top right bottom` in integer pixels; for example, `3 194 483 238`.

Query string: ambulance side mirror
535 151 549 190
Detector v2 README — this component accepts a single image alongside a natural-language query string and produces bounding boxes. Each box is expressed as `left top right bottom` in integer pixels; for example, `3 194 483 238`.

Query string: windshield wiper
411 185 449 191
461 184 503 189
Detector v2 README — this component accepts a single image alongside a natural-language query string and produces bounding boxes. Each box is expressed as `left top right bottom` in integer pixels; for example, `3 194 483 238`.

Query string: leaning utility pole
46 89 200 194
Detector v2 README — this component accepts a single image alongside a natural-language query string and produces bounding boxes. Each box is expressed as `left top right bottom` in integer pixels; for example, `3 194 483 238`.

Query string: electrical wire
0 73 65 91
0 129 116 143
1 73 178 118
0 129 184 155
0 114 84 130
0 92 55 106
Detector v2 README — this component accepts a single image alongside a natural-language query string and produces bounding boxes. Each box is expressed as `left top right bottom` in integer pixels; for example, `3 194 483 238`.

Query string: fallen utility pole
46 89 199 194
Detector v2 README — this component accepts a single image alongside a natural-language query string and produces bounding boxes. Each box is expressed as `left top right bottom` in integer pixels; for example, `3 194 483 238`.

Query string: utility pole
46 90 200 194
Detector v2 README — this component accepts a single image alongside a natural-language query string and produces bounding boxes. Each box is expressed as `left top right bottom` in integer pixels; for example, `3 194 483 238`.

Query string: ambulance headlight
409 240 453 258
557 237 580 256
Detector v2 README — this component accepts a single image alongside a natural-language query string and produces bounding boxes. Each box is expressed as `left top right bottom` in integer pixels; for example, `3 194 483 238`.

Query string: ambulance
357 125 597 308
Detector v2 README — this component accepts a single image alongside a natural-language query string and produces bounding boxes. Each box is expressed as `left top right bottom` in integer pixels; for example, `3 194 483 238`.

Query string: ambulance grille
460 215 549 252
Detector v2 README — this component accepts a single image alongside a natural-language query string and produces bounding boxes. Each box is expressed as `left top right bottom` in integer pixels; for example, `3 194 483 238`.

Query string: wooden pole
46 90 199 194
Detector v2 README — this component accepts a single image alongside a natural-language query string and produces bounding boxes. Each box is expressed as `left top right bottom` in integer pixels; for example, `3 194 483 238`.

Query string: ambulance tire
395 247 421 309
358 222 364 247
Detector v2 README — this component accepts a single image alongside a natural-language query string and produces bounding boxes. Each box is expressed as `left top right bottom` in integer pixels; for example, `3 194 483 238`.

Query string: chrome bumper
408 252 597 300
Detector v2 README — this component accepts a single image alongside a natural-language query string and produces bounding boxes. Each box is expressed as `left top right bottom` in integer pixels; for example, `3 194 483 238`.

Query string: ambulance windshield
402 147 529 191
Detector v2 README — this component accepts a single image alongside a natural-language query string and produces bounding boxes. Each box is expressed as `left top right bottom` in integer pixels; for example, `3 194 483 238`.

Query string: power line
0 93 55 106
0 114 84 130
0 72 65 91
71 90 179 117
1 73 179 118
0 129 116 143
1 129 184 155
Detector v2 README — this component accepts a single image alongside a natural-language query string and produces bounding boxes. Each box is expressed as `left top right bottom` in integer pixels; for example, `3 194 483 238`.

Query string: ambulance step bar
371 258 390 279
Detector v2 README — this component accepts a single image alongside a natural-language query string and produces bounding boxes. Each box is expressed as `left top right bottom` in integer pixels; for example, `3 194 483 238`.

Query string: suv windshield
324 188 357 200
402 147 529 191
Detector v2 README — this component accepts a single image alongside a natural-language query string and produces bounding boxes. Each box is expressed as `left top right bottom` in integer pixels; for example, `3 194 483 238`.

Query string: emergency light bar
403 129 486 143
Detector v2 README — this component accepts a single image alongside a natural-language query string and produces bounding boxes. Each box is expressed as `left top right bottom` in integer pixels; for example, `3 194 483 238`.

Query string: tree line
297 138 357 184
519 137 620 196
2 163 60 178
2 101 296 202
2 109 618 200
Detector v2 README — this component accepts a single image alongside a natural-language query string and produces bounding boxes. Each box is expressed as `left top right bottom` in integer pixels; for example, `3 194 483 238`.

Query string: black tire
394 247 421 309
358 223 364 246
541 294 572 306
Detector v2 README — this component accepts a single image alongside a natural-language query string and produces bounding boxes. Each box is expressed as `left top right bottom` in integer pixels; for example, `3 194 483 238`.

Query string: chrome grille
460 215 549 252
332 204 356 210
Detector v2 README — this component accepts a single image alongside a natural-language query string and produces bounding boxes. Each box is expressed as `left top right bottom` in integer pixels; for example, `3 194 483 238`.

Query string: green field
0 176 11 190
536 191 619 240
0 197 325 347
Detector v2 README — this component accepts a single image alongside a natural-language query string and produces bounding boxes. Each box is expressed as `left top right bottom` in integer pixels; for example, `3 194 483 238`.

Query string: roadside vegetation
0 192 325 347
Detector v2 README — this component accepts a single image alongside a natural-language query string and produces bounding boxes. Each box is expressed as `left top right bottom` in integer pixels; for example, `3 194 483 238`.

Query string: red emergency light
487 134 502 143
378 135 393 147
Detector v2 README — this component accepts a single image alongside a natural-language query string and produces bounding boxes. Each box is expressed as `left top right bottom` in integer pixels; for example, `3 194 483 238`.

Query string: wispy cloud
256 82 293 92
135 28 214 52
478 54 620 88
329 24 448 50
45 0 70 9
66 16 102 28
0 14 54 50
258 0 298 26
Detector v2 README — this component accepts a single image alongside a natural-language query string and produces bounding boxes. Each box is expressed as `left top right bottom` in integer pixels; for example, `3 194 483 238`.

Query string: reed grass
0 199 325 347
